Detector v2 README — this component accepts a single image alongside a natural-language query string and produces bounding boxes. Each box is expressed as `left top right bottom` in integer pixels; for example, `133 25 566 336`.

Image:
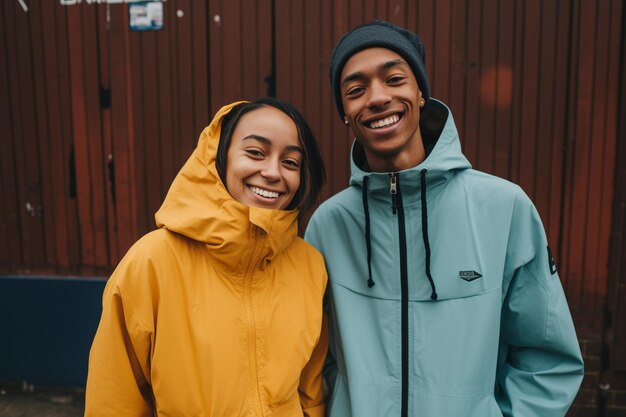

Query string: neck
364 141 426 172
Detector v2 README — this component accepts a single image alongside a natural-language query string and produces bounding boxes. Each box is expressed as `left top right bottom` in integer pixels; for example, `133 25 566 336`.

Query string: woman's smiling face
225 106 302 210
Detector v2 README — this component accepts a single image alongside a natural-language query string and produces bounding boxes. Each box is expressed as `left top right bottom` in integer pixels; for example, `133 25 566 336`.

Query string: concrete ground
0 380 84 417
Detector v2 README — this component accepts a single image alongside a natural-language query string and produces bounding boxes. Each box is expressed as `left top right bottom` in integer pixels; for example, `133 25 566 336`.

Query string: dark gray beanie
329 20 430 120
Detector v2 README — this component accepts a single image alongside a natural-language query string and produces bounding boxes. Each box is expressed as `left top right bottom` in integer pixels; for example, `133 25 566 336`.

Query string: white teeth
250 186 280 199
369 114 400 129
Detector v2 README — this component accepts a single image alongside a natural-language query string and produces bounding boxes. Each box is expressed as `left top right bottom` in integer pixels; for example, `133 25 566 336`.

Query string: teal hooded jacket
305 99 584 417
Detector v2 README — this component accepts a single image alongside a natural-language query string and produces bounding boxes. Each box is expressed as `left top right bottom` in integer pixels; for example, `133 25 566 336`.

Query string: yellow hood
154 102 299 270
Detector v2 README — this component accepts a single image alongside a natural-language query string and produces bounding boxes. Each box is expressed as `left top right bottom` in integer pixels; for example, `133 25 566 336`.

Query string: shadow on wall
0 276 106 387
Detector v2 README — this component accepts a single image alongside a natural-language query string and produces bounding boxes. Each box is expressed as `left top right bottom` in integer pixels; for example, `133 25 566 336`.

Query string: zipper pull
390 174 398 214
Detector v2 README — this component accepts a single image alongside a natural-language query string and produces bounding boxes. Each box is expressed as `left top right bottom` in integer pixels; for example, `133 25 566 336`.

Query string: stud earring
420 99 425 107
343 116 350 126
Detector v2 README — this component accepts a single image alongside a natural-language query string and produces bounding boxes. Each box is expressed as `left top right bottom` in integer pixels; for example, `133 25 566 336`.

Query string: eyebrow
242 134 303 153
341 59 407 87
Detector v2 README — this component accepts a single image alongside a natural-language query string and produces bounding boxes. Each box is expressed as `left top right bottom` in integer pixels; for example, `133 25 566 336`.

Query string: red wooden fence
0 0 623 339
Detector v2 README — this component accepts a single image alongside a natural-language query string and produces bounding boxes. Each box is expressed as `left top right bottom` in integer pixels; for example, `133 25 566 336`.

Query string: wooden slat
462 0 481 166
517 0 541 197
432 0 451 103
448 0 467 150
174 1 196 180
547 0 571 254
493 0 515 180
67 5 96 273
0 1 21 271
13 0 47 270
275 0 291 101
582 0 619 331
533 0 559 230
155 1 177 195
30 2 55 270
39 1 73 271
127 23 148 237
567 0 597 312
256 0 272 98
558 0 580 297
241 1 259 100
57 4 83 271
609 0 626 368
108 4 138 261
208 0 224 115
139 30 163 233
218 0 243 104
319 0 337 200
95 4 117 269
477 0 498 174
508 1 524 186
191 0 209 134
303 0 322 127
388 0 404 26
290 0 305 110
81 5 109 269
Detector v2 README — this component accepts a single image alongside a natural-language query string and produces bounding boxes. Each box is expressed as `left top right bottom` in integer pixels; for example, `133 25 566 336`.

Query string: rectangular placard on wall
129 1 163 31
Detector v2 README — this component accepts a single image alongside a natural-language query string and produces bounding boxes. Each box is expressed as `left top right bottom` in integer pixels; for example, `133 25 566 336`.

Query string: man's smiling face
340 48 426 172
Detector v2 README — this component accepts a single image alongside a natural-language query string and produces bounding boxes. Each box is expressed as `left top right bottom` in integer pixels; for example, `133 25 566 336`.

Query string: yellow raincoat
85 103 328 417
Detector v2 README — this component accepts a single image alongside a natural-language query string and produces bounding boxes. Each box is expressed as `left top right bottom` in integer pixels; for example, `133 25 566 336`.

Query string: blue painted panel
0 276 107 387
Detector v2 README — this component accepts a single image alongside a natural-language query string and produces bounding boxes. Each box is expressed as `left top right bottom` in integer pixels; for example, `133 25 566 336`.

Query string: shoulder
280 237 328 289
109 229 194 290
451 169 535 210
455 169 524 196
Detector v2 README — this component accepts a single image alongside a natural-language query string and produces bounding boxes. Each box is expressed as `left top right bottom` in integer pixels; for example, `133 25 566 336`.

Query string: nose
366 80 392 108
260 158 281 181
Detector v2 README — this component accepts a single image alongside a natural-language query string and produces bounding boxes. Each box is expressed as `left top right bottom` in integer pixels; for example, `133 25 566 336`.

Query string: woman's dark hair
215 97 326 212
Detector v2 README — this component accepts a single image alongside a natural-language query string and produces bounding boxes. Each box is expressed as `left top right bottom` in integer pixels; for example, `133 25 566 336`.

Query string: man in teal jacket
305 20 584 417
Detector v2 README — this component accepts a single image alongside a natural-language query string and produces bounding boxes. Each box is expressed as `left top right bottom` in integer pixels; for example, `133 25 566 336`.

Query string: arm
496 194 584 416
299 312 329 417
85 263 154 416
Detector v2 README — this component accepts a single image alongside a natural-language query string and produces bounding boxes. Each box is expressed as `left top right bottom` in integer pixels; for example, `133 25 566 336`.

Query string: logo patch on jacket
459 270 482 282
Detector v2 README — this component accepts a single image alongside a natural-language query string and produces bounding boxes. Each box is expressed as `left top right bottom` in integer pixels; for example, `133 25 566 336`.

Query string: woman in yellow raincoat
85 98 328 417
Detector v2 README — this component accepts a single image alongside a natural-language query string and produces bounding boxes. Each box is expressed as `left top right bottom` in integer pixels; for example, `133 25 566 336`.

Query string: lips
366 112 402 129
248 185 282 199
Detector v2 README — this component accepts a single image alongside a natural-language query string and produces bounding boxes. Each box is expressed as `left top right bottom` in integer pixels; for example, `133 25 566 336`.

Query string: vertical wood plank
81 4 109 269
462 0 481 165
477 0 497 174
448 0 467 148
192 0 209 134
13 0 47 270
493 0 515 180
0 1 22 271
534 0 559 228
108 4 139 260
547 0 571 254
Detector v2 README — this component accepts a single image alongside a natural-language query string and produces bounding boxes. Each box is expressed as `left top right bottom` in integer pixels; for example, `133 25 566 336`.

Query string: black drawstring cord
420 169 438 301
362 176 375 288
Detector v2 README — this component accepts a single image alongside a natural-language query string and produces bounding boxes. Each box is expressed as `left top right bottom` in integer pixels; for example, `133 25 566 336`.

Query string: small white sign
129 2 163 31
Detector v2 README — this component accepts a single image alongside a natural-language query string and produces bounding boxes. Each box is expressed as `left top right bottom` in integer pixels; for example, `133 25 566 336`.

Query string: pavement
0 380 84 417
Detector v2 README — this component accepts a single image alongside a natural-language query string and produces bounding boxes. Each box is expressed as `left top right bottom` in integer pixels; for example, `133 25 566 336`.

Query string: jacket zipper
390 173 409 417
244 227 267 416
